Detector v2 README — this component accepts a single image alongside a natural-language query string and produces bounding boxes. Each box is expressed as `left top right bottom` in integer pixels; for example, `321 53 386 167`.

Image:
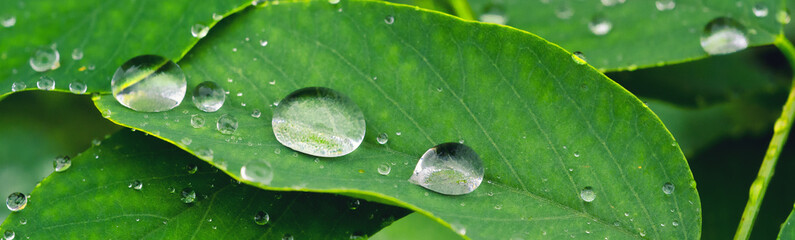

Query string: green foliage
781 205 795 239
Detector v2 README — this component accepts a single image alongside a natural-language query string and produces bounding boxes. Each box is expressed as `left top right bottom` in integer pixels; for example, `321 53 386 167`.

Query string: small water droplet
129 180 143 190
11 82 26 92
777 9 791 24
662 182 675 195
588 15 612 36
37 76 55 90
111 55 186 112
700 17 748 55
572 51 587 65
251 109 262 118
69 81 87 94
655 0 675 11
573 151 580 157
217 114 238 134
282 234 294 240
479 4 507 24
385 15 395 24
494 204 502 210
753 3 769 17
613 221 620 226
600 0 625 6
181 188 196 203
554 4 574 19
71 48 84 60
190 114 205 128
192 81 226 112
191 24 209 38
580 187 596 202
241 160 274 185
409 142 485 195
197 148 214 160
53 155 71 172
19 218 26 225
377 164 391 175
639 232 646 237
185 164 198 174
672 221 679 227
329 0 340 4
377 133 388 144
348 199 361 210
29 46 60 72
254 210 270 225
272 87 366 157
181 137 192 145
259 40 269 47
212 13 223 20
3 230 14 240
6 192 27 211
1 15 16 28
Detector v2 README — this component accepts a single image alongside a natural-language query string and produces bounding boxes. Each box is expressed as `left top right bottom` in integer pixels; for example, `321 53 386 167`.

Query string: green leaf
371 212 462 240
461 0 786 71
779 204 795 239
0 0 250 97
0 130 409 239
95 1 701 239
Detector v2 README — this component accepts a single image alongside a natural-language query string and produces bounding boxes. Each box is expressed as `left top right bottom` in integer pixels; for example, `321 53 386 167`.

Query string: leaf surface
780 205 795 239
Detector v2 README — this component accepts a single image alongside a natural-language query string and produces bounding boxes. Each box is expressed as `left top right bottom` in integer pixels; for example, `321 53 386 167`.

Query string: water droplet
672 221 679 227
1 15 16 28
272 87 366 157
191 24 209 38
777 9 791 24
377 133 388 144
68 81 87 94
241 160 274 185
216 114 238 134
639 232 646 237
29 46 60 72
409 142 485 195
3 230 14 240
129 180 143 190
197 148 214 160
451 223 466 235
700 17 748 55
329 0 340 4
181 137 192 145
494 204 502 210
191 114 205 128
111 55 186 112
212 13 224 21
613 221 620 226
580 187 596 202
250 109 262 118
377 164 391 175
655 0 675 11
192 81 225 112
181 188 196 203
11 82 26 92
71 48 84 60
753 3 768 17
573 152 580 157
6 192 27 211
19 218 26 225
662 182 675 195
37 76 55 90
588 15 612 36
385 15 395 24
571 51 587 65
186 164 198 174
282 234 294 240
348 199 361 210
479 4 507 25
600 0 625 6
554 4 574 19
53 155 71 172
254 210 270 225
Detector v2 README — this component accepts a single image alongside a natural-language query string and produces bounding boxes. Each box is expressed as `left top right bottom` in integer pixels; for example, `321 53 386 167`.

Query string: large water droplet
29 46 60 72
588 15 612 36
254 210 270 225
580 187 596 202
378 164 391 176
700 17 748 55
655 0 675 11
6 192 27 212
181 188 196 203
662 182 675 195
37 76 55 90
753 3 769 17
191 24 209 38
53 155 71 172
272 87 366 157
69 81 87 94
241 160 274 185
71 48 84 60
1 15 15 28
192 81 225 112
111 55 187 112
190 114 205 128
129 180 143 190
3 230 14 240
409 143 484 195
11 82 26 92
217 114 238 134
777 9 791 24
377 133 389 144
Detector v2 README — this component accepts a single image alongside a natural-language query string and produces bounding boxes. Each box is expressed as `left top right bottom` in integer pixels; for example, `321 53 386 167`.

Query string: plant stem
448 0 475 21
734 36 795 240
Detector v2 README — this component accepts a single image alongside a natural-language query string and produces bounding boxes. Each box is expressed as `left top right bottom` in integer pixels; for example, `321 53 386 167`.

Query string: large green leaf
0 130 409 239
0 0 250 97
461 0 786 71
95 1 701 239
781 205 795 239
371 212 461 240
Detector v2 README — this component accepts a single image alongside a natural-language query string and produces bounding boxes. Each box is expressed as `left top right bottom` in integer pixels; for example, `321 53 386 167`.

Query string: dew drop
19 218 26 225
254 210 270 225
197 148 214 160
588 15 612 36
216 114 238 134
37 76 55 90
191 24 209 38
186 164 198 174
282 234 294 240
479 4 507 25
11 82 26 92
385 15 395 24
662 182 675 195
272 87 366 157
554 4 574 19
672 221 679 227
181 188 196 203
251 109 262 118
600 0 625 6
409 142 485 195
29 46 60 72
71 48 84 60
1 15 15 28
192 81 226 112
241 160 274 185
777 9 791 24
181 137 192 145
700 17 748 55
3 230 14 240
111 55 186 112
6 192 27 212
68 81 87 94
655 0 675 11
377 133 389 144
53 155 71 172
212 13 223 21
580 187 596 202
190 114 205 128
129 180 143 190
753 3 768 17
329 0 340 4
348 199 361 210
377 164 391 176
259 40 269 47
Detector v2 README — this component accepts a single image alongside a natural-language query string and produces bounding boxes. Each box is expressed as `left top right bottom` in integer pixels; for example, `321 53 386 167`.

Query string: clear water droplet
600 0 625 6
1 15 16 28
572 51 587 65
753 3 769 17
348 199 361 210
69 81 87 94
212 13 223 21
777 9 791 24
282 234 294 240
29 46 60 72
241 160 274 185
378 164 391 175
191 24 209 38
216 114 238 134
186 164 198 174
254 210 270 225
181 188 196 203
71 48 84 60
580 187 596 202
700 17 748 55
3 230 14 240
37 76 55 90
129 180 143 190
554 4 574 19
655 0 675 11
6 192 27 211
588 15 612 36
197 148 214 160
19 218 26 225
385 15 395 24
672 221 679 227
662 182 675 194
190 114 205 128
479 4 507 25
11 82 26 92
251 109 262 118
53 155 71 172
181 137 192 145
409 143 485 195
377 133 388 144
329 0 340 4
192 81 225 112
272 87 366 157
111 55 187 112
